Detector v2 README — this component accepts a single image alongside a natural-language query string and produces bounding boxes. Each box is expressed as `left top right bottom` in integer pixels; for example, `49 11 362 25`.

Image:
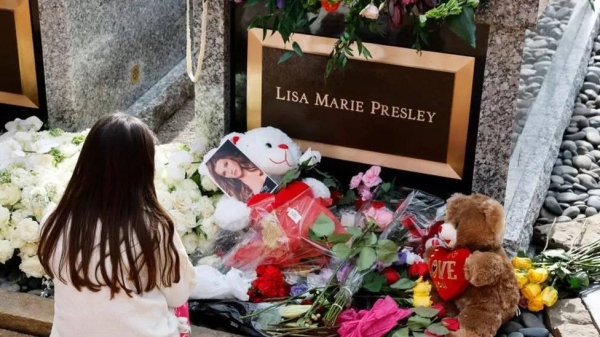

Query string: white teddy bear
199 127 331 231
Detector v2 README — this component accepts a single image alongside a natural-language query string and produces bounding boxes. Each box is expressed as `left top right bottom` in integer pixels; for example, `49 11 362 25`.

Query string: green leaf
412 333 427 337
338 190 357 205
309 228 321 241
390 327 409 337
517 250 528 258
312 213 336 237
277 168 300 189
557 266 570 279
322 177 337 188
347 227 362 239
292 41 303 56
328 233 353 244
377 239 399 263
380 182 392 192
426 323 450 336
357 247 377 271
568 275 580 289
278 51 295 64
368 232 378 245
362 272 387 293
575 271 590 287
413 306 441 318
332 243 351 259
390 278 416 290
447 6 476 48
407 316 431 330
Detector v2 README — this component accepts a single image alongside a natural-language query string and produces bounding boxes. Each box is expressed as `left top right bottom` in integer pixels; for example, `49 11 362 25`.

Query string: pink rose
350 173 363 189
358 185 372 201
365 206 394 229
362 166 382 188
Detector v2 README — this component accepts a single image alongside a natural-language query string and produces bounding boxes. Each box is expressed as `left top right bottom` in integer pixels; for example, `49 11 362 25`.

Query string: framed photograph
204 140 278 202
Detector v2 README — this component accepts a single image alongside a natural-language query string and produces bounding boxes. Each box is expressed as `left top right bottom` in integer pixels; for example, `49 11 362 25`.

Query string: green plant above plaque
233 0 480 76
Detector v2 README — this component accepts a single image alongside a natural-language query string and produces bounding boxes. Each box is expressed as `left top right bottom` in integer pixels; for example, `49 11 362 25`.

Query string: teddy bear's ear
221 132 244 146
478 197 504 225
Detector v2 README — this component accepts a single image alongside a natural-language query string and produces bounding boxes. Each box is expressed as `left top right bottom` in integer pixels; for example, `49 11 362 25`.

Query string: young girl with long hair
38 113 196 337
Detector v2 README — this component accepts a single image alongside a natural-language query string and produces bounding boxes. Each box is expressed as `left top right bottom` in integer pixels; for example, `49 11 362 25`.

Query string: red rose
248 265 289 302
432 303 446 318
442 318 460 331
381 268 400 285
409 262 429 278
321 0 341 12
355 198 364 211
331 190 342 205
425 331 443 337
371 201 386 209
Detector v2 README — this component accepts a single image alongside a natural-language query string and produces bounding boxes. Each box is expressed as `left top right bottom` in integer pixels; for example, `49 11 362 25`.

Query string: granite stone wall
38 0 188 131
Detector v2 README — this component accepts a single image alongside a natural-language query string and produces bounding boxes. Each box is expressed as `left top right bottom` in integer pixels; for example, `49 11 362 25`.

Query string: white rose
360 3 379 19
197 196 215 218
15 218 40 243
0 183 21 206
157 191 174 210
0 206 10 226
169 209 196 235
181 232 200 255
172 190 193 213
10 208 33 226
200 175 219 192
299 148 322 167
59 143 78 158
19 256 45 278
201 217 220 241
19 242 38 257
166 150 194 182
0 239 14 263
26 154 55 170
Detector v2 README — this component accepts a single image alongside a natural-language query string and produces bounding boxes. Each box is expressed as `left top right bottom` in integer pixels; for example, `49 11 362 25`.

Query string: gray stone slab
504 1 600 255
581 284 600 331
546 298 599 336
38 0 187 131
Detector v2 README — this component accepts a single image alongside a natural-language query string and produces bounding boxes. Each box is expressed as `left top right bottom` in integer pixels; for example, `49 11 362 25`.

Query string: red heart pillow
428 247 471 301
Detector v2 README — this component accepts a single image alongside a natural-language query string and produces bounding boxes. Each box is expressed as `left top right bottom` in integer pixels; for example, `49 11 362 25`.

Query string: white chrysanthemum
0 206 10 227
200 175 219 192
19 255 45 278
197 196 215 219
0 183 21 206
19 242 38 257
0 239 14 263
179 179 201 195
15 218 40 243
181 232 200 255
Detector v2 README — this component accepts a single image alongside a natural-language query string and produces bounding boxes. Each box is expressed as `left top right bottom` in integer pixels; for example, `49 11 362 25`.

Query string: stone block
581 284 600 333
0 292 52 336
546 298 599 336
534 214 600 250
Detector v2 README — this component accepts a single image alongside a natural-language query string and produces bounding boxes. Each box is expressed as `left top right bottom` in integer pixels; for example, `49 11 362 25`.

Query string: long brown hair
38 113 181 298
206 143 261 202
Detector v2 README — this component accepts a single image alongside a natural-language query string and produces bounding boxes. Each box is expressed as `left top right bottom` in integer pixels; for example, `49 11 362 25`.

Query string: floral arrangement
234 0 480 76
0 117 220 281
512 231 600 312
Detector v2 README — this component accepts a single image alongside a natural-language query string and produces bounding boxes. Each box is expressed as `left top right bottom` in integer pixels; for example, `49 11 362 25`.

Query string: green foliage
49 128 64 137
242 0 479 76
72 135 85 145
362 272 387 292
311 213 336 237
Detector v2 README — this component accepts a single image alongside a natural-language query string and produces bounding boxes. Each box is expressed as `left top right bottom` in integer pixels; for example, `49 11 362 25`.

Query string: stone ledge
0 291 236 337
0 292 52 336
546 298 600 336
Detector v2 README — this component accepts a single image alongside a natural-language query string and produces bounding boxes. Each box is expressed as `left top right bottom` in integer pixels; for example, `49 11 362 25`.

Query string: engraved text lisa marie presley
275 87 437 123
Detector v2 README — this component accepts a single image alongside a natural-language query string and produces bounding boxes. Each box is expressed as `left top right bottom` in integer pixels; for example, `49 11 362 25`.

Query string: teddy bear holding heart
425 193 520 337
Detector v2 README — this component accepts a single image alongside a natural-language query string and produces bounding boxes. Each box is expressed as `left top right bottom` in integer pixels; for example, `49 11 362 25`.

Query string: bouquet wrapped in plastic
220 183 346 273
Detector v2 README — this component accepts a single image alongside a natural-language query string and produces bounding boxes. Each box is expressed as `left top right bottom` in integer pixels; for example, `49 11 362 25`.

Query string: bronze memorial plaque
247 29 475 180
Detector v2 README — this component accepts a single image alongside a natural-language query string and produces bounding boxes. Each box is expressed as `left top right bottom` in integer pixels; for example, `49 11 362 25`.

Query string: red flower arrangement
408 261 429 278
248 265 290 303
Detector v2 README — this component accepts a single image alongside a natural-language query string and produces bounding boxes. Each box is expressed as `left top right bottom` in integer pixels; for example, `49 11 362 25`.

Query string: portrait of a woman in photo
206 141 277 202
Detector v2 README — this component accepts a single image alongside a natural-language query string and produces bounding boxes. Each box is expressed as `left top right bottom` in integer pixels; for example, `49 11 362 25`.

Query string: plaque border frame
247 28 475 180
0 0 39 109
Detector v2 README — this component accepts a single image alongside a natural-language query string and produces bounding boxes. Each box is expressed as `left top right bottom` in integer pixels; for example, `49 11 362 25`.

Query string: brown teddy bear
425 193 520 337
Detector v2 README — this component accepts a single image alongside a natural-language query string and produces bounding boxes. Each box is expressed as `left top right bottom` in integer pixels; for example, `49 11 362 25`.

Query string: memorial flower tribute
232 0 480 76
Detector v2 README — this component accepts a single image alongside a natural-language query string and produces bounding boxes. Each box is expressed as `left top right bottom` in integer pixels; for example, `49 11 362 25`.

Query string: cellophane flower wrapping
219 187 344 274
381 190 445 254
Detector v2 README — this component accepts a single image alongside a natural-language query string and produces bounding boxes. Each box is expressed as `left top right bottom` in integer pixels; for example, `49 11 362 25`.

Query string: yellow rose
512 257 532 270
528 294 545 312
515 271 528 289
413 279 432 296
413 294 432 307
541 286 558 307
527 268 549 284
522 283 542 300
